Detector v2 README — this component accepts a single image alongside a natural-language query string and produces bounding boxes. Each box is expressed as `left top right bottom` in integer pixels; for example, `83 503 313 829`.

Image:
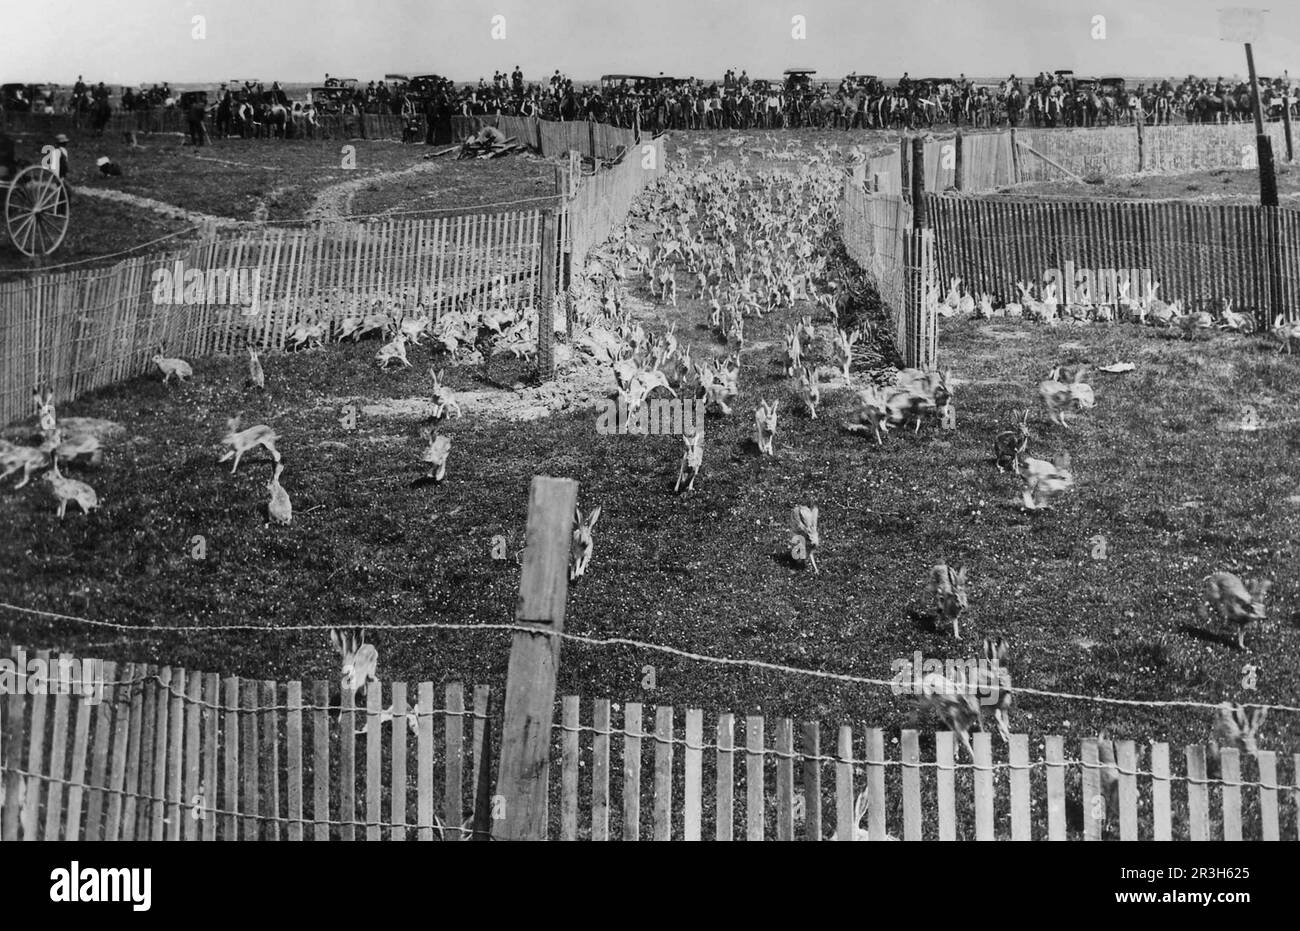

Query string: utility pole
1220 8 1278 205
1220 7 1282 326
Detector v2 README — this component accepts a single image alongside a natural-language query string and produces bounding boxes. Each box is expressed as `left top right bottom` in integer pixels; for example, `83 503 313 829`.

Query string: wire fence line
4 602 1300 716
3 642 1297 841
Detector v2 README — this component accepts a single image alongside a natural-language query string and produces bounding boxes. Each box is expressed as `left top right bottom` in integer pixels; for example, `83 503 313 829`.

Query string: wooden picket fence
0 211 546 427
839 181 938 368
927 195 1300 319
486 115 640 161
564 135 666 275
860 122 1295 196
2 645 1298 840
0 107 639 155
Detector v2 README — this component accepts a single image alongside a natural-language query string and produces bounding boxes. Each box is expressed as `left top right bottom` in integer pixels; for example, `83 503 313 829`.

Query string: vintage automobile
1 83 56 112
783 68 817 93
914 77 958 94
599 75 673 95
310 85 360 114
1097 76 1127 97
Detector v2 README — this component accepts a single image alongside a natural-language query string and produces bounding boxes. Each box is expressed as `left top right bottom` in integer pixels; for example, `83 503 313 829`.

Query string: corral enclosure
3 114 1300 842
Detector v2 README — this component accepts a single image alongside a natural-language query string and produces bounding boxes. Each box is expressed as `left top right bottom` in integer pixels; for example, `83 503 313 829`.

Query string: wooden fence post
1282 95 1295 162
1009 127 1019 184
537 210 558 381
899 133 909 199
492 476 579 840
1136 114 1145 172
906 137 929 370
953 129 963 191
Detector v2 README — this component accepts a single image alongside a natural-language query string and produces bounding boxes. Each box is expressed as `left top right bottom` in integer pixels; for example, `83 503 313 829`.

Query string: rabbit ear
854 788 869 820
955 566 967 583
587 506 601 528
329 628 343 653
770 400 779 415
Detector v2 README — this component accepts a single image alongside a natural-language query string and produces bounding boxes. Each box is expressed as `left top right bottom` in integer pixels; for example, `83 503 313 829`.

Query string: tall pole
1245 39 1283 330
1245 42 1279 207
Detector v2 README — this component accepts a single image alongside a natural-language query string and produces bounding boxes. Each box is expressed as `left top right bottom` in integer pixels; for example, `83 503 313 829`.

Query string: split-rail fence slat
2 645 1298 840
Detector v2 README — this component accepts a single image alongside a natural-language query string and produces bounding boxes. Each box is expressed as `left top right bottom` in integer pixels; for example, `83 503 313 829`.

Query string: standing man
186 94 208 146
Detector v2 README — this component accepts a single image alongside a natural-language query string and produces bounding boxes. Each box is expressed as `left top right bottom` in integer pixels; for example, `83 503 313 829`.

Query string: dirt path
304 159 447 221
72 186 246 229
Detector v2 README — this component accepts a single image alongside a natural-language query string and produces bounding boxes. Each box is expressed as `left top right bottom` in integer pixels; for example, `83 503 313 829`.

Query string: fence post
492 476 579 840
899 133 909 199
953 129 963 191
1282 94 1295 162
907 137 929 370
1009 127 1020 184
536 209 558 381
1136 113 1145 172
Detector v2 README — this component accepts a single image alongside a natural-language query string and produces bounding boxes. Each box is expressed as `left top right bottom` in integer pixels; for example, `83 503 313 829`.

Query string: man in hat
50 134 71 181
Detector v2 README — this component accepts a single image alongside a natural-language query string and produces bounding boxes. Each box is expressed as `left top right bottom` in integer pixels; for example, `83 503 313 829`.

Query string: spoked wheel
5 165 70 257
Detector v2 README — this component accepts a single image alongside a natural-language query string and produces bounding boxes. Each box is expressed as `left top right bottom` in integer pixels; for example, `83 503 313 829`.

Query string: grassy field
0 128 557 276
2 130 1297 838
2 269 1297 761
1013 161 1300 202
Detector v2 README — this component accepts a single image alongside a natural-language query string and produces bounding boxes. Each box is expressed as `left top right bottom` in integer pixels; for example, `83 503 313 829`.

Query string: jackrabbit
153 353 193 385
993 410 1030 472
44 450 99 518
928 564 969 638
753 400 778 455
789 505 820 573
246 345 265 390
570 506 601 580
266 462 292 525
675 430 704 493
218 414 280 474
1200 572 1271 650
329 628 379 701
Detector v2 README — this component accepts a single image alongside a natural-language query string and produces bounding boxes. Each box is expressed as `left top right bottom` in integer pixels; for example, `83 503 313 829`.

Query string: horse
1002 86 1024 127
256 99 288 139
1192 92 1227 124
291 101 318 139
89 97 112 136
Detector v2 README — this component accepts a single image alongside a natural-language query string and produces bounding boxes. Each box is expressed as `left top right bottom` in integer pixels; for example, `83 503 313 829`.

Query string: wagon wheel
5 165 70 257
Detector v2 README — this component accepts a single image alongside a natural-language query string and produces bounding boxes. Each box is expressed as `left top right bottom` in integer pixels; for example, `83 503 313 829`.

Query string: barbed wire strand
4 601 1300 715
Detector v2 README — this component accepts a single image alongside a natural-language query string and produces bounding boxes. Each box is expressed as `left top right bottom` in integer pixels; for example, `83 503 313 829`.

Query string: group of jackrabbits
0 388 104 518
914 358 1276 801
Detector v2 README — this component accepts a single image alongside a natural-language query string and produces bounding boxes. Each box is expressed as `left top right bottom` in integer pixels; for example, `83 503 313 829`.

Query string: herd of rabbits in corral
585 153 1288 777
6 334 472 525
947 274 1292 346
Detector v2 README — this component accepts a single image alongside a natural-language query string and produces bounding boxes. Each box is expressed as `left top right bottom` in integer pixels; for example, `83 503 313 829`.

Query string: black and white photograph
0 0 1297 901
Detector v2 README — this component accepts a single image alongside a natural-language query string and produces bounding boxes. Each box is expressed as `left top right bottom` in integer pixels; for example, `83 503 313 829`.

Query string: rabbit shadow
770 548 808 571
1178 623 1238 649
906 607 942 635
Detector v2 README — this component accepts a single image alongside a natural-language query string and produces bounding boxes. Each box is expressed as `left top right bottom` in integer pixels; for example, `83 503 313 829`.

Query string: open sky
3 0 1297 85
